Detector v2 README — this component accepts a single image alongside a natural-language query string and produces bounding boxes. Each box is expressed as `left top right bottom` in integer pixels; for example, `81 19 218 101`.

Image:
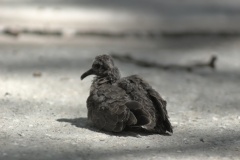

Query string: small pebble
18 133 25 137
13 119 20 123
220 125 227 129
45 134 51 137
33 72 42 77
24 116 30 119
4 92 11 96
200 138 204 142
183 138 188 144
212 117 218 121
172 122 178 125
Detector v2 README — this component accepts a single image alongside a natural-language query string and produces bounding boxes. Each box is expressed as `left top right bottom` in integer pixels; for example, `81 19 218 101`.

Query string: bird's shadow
56 117 171 137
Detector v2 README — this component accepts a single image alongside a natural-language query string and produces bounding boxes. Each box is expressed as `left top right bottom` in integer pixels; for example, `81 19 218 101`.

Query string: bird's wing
137 76 173 133
119 75 173 133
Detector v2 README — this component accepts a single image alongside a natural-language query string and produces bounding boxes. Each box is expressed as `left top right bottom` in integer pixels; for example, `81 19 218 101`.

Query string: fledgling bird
81 54 173 134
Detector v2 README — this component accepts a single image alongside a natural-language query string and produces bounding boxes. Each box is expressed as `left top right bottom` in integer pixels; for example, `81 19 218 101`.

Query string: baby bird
81 55 173 134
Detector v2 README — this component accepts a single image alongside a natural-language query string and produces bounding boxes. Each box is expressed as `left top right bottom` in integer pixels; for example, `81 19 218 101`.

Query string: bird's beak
81 68 95 80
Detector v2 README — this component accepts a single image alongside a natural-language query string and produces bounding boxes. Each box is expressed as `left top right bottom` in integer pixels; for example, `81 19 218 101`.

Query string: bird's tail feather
155 117 173 135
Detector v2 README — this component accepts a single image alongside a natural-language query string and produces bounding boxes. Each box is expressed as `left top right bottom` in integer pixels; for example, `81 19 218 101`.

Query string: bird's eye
102 65 107 70
94 64 101 69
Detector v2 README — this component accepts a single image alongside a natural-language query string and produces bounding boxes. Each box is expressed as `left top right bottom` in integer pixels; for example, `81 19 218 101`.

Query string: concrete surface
1 1 240 159
0 36 240 160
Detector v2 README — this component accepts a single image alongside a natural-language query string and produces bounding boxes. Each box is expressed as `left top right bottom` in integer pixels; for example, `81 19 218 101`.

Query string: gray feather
83 55 173 134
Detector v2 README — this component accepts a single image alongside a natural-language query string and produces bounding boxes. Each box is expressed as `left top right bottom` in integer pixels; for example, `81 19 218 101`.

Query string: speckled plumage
81 54 173 134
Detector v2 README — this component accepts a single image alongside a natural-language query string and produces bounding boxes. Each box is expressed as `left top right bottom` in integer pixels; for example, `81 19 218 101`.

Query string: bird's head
81 54 119 81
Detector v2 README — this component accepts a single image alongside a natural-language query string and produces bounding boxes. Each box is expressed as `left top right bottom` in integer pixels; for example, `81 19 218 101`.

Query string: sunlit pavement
0 36 240 160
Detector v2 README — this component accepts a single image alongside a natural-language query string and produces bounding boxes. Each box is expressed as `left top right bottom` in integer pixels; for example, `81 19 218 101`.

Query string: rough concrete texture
0 36 240 160
1 1 240 159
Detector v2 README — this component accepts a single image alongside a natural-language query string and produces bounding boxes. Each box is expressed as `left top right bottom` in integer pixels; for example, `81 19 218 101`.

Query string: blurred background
0 1 240 160
2 0 240 37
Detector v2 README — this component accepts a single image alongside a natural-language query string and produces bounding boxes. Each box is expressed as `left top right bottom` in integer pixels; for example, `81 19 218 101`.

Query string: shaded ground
0 36 240 160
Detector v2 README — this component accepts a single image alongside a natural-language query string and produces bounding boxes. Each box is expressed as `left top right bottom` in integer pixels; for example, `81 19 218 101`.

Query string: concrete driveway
0 36 240 160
